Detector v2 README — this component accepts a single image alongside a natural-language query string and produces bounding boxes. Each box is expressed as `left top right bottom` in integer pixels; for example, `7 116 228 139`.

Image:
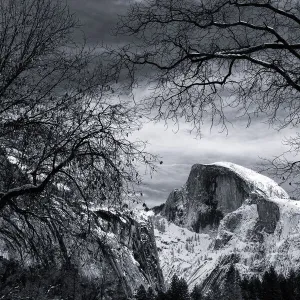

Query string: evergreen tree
178 277 191 300
191 285 202 300
292 270 300 300
241 276 262 300
253 276 263 300
279 273 295 300
167 275 190 300
136 285 148 300
240 278 251 300
147 287 156 300
236 268 300 300
222 265 242 300
207 285 222 300
261 267 282 300
156 290 168 300
167 274 180 299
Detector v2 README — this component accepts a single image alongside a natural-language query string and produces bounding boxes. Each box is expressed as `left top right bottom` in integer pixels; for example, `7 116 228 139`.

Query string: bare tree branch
114 0 300 193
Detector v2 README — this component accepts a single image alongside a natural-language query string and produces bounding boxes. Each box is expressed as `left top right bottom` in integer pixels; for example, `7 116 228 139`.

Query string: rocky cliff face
154 162 297 296
92 208 165 298
0 155 165 299
0 208 164 300
161 162 288 232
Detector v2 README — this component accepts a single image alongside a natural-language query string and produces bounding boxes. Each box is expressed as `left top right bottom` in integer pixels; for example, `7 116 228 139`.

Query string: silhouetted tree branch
115 0 300 194
0 0 156 265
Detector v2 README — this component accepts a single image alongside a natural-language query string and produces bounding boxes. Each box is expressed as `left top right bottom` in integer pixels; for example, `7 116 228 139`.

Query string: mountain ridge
152 162 300 294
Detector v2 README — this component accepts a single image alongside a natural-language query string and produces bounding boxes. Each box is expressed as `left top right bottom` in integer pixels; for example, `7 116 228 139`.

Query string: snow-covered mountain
152 162 300 294
157 162 288 232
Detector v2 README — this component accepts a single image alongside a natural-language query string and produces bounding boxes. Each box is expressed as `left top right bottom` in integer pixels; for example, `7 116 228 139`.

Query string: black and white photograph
0 0 300 299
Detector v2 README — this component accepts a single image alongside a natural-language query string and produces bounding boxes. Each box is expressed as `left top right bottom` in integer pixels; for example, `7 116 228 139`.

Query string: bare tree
0 0 156 265
115 0 300 193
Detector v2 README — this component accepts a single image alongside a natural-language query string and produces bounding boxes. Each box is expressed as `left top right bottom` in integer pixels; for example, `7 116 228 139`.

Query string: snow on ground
209 162 289 199
153 209 258 288
151 162 300 290
154 196 300 289
153 215 214 287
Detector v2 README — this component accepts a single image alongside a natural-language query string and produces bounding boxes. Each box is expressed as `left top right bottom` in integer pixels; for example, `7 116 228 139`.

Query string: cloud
68 0 132 45
131 110 297 207
67 0 299 207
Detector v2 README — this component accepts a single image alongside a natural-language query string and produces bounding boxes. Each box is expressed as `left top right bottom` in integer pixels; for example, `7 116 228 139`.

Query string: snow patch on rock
155 196 300 291
155 162 299 292
210 162 289 199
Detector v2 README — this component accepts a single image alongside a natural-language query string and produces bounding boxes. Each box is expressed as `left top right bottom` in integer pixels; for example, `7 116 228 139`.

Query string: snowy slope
155 197 300 290
154 162 300 292
153 216 212 286
154 214 232 289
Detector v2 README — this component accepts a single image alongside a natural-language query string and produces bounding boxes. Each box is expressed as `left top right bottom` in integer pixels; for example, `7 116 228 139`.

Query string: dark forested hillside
134 267 300 300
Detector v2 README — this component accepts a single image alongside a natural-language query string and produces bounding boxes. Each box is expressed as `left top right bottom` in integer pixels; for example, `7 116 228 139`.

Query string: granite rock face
0 208 165 300
213 192 281 250
155 162 296 297
256 196 280 234
161 164 251 232
160 162 288 233
94 209 165 298
0 156 165 299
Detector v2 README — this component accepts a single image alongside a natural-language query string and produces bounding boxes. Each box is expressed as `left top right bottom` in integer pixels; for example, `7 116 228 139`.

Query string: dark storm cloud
67 0 131 45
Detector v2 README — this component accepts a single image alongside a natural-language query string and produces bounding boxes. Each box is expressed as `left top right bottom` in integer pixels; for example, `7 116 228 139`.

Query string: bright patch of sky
130 88 297 206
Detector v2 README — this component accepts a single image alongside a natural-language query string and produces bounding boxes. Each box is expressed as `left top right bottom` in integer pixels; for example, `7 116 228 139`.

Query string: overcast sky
67 0 297 207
